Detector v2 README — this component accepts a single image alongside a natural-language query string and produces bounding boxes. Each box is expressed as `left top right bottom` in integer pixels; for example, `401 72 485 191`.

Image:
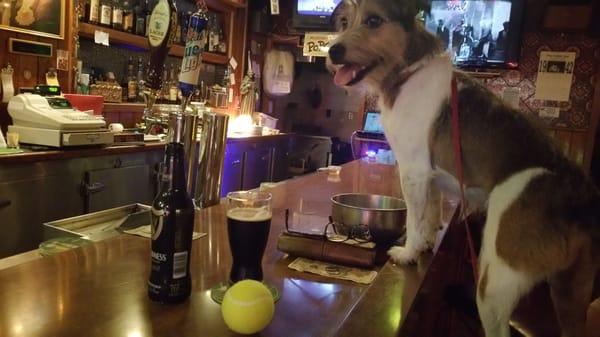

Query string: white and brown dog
328 1 600 336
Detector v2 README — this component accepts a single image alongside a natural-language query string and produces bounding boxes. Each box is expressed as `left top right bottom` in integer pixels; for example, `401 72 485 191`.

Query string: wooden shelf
79 23 229 65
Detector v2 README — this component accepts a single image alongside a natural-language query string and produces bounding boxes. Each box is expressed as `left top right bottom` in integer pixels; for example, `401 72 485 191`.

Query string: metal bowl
331 193 406 245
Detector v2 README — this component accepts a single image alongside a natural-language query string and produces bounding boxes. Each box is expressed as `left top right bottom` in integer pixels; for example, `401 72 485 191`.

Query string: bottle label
100 5 111 25
112 9 123 24
128 80 138 100
148 0 170 47
172 251 188 279
123 14 133 30
179 40 202 86
89 0 100 21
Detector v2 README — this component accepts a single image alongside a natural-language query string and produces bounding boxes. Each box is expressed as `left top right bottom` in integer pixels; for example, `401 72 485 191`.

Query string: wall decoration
0 0 65 39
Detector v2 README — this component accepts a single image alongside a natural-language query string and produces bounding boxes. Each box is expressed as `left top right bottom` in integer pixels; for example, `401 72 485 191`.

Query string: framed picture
0 0 65 39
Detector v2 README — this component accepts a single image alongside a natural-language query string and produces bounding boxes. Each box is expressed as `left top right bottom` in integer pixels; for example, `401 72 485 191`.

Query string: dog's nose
328 44 346 64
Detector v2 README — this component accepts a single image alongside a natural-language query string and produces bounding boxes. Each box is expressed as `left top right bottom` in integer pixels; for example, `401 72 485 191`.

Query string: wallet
277 232 377 268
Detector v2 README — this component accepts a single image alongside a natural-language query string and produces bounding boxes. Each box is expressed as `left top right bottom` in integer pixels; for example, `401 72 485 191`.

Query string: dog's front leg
388 168 440 264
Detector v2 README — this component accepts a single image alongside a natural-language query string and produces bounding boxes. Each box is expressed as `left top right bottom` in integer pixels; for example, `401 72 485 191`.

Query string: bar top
0 160 457 337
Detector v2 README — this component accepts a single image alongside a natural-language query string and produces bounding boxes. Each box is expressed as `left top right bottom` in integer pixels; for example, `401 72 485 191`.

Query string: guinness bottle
146 0 177 91
178 4 208 101
148 113 195 304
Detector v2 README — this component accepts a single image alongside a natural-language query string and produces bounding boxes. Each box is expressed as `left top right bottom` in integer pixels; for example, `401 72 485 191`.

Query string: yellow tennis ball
221 280 275 335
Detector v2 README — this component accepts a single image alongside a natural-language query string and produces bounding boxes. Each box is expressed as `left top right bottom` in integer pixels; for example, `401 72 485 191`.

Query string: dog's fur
328 1 600 336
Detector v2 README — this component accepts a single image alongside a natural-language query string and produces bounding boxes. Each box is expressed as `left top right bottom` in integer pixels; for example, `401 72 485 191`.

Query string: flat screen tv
293 0 342 30
424 0 525 69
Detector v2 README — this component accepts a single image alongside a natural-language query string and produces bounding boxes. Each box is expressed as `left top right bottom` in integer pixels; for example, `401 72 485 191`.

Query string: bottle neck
160 142 186 193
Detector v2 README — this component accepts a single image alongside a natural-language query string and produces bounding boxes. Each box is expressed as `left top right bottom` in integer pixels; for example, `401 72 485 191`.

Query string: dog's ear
414 0 432 17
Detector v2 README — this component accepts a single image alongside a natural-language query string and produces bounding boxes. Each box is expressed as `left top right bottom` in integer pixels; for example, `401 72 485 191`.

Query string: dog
327 1 600 336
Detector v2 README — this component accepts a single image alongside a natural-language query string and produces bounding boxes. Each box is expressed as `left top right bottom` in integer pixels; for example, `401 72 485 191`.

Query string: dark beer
148 114 195 304
227 208 271 283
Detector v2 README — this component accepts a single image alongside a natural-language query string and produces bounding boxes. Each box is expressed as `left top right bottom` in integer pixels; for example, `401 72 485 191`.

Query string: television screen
297 0 342 16
293 0 342 29
424 0 524 69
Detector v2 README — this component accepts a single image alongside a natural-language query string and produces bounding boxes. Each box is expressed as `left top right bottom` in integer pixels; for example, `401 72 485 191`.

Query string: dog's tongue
334 64 362 86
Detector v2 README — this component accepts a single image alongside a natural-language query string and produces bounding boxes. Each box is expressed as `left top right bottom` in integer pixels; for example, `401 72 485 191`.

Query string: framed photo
0 0 65 39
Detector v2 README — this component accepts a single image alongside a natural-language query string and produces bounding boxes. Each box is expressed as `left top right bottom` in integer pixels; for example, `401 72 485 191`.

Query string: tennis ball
221 280 275 334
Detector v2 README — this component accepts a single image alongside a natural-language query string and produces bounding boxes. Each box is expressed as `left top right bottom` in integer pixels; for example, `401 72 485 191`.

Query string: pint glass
226 191 272 283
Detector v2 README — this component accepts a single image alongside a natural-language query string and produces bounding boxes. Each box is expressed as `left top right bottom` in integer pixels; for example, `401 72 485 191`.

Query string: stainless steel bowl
331 193 407 245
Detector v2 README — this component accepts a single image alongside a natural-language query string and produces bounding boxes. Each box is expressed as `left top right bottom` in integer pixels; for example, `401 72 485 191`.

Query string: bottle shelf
79 22 229 65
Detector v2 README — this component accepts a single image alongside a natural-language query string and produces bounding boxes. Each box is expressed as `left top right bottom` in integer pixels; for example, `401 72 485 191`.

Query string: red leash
451 75 479 281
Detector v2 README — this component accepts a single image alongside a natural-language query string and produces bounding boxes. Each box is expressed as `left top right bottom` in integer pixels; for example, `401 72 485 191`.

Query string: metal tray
43 203 151 242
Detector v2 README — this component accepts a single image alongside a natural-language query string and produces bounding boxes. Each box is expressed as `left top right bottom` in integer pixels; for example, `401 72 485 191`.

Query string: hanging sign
303 33 338 57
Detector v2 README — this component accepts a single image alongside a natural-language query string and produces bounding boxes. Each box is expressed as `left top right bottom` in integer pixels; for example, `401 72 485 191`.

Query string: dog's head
327 0 440 92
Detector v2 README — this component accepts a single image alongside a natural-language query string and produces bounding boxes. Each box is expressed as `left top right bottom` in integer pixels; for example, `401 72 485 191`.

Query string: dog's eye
364 15 383 29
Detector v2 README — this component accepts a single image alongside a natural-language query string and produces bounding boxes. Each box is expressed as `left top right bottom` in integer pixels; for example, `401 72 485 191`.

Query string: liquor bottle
160 67 169 103
146 0 177 91
79 0 86 21
180 11 192 45
112 0 123 30
168 65 178 104
178 5 208 101
88 0 100 24
122 0 134 33
218 27 226 54
148 113 195 304
144 0 153 38
127 57 138 102
208 14 219 53
99 0 112 27
134 2 145 35
136 57 145 102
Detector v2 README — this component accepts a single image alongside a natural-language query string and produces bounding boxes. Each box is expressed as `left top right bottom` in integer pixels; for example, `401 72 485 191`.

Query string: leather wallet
277 232 377 268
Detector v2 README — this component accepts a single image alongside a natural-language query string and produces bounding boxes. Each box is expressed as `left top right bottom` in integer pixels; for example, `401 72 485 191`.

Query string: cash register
7 87 113 147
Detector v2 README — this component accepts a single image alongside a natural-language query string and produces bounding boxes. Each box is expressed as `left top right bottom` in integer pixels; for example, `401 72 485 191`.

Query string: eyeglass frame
283 208 372 243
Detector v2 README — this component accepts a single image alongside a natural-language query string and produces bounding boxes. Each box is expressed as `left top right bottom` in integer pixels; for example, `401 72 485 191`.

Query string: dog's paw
388 246 419 265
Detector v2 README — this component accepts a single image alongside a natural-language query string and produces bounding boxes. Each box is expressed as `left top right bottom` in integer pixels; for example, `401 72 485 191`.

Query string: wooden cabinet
221 146 244 197
0 149 163 258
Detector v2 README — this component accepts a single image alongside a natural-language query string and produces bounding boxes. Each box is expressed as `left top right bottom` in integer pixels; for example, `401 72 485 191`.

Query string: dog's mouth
333 62 377 87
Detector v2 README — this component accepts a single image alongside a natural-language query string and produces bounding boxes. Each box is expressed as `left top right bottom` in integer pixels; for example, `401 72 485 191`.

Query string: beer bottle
146 0 177 91
178 4 208 101
148 113 195 304
126 56 138 102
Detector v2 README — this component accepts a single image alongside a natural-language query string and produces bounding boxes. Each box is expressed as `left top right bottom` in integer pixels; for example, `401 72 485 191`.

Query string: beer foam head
227 207 272 222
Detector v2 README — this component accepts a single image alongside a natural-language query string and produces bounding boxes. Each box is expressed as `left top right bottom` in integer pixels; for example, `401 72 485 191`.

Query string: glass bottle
122 0 134 33
99 0 112 27
136 57 145 102
111 0 123 30
135 2 146 36
168 65 178 104
148 113 195 304
126 57 138 102
88 0 100 24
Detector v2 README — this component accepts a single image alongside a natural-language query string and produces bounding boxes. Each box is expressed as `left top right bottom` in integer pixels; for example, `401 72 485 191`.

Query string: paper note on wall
303 33 338 57
534 51 576 102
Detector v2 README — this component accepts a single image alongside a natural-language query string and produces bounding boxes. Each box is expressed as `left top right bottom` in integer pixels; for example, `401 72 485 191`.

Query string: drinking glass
210 191 279 303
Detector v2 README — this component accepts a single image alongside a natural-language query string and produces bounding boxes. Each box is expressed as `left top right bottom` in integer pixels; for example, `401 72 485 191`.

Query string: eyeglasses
284 209 372 243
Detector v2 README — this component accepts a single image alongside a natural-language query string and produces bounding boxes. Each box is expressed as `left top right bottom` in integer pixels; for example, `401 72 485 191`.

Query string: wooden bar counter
0 160 457 337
